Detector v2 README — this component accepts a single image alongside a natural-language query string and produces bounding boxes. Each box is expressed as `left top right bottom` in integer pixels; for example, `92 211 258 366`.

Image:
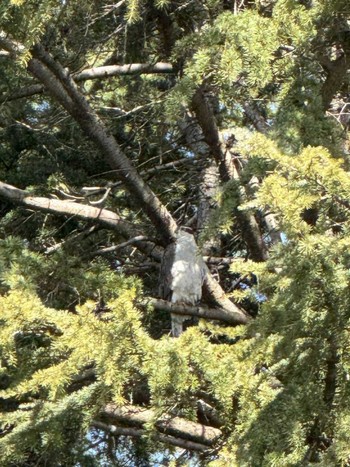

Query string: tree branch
92 235 153 256
98 404 222 447
191 89 268 261
76 62 174 81
148 297 249 325
0 181 131 234
0 62 174 103
321 54 349 111
0 180 160 260
91 421 212 452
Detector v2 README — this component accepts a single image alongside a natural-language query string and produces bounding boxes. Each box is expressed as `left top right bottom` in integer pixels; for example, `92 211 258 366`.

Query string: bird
159 227 205 337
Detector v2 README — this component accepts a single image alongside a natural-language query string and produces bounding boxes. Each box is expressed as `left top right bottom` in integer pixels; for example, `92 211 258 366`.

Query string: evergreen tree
0 0 349 465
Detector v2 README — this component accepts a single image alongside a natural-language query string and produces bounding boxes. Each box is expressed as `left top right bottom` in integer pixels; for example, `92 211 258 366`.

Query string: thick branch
0 84 44 102
0 62 174 103
149 297 249 325
321 54 349 111
92 421 211 452
0 180 162 260
240 105 281 245
99 404 222 447
243 103 269 133
0 181 131 234
76 62 173 81
191 89 268 261
191 88 232 181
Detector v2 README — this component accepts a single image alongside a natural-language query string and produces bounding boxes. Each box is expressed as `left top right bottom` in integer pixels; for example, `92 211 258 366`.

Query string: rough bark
179 115 221 255
320 54 349 111
191 88 233 182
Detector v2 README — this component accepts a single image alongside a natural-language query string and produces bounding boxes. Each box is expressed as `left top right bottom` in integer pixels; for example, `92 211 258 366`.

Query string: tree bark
320 54 349 111
191 89 268 261
0 181 130 234
76 62 173 81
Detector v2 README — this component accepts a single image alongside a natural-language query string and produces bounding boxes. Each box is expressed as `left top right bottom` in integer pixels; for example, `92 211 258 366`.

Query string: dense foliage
0 0 350 465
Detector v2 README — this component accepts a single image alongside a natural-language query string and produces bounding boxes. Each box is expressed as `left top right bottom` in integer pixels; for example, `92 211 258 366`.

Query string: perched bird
160 227 206 337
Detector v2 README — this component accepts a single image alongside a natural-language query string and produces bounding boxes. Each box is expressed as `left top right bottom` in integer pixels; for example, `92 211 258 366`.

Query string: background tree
0 0 350 465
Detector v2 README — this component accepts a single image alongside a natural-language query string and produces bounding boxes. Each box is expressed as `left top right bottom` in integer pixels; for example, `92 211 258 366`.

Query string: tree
0 0 350 465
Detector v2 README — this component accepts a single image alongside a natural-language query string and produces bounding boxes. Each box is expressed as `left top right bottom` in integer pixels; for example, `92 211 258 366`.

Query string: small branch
92 236 152 256
99 100 163 119
82 157 194 198
203 256 241 265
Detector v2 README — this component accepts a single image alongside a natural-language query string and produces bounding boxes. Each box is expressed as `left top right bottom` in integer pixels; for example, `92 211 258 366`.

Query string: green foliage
0 286 150 464
218 137 350 465
1 0 350 464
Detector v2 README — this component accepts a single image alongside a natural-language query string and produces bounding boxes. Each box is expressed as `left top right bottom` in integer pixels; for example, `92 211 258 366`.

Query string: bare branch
99 404 222 447
76 62 173 81
203 256 241 265
92 236 152 256
0 62 174 103
0 181 132 235
92 421 211 452
148 297 249 325
82 157 195 198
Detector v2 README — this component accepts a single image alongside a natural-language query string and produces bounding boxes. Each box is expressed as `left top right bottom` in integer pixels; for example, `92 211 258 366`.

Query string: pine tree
0 0 350 465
